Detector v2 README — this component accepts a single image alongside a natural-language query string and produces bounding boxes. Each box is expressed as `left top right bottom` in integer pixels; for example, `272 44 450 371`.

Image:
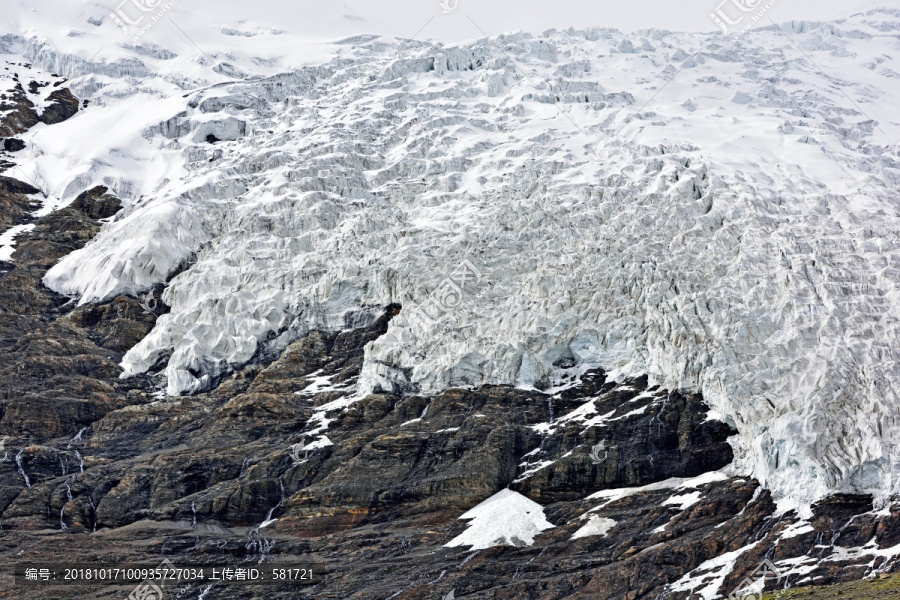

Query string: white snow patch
772 555 820 582
295 371 351 395
677 471 730 489
823 537 900 567
401 403 430 426
663 491 703 510
445 489 555 550
0 224 35 262
304 390 365 436
586 471 729 509
572 515 617 540
762 538 900 591
667 542 759 600
302 436 333 451
778 520 814 540
514 460 556 483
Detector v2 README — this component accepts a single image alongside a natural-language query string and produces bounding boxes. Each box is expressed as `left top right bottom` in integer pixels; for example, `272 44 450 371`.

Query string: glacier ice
7 10 900 506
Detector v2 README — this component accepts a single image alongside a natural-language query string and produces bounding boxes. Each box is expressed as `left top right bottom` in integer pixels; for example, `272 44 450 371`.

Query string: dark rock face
0 184 156 447
0 175 41 232
513 377 735 502
0 82 40 137
0 181 897 599
0 82 78 137
2 138 25 152
39 88 79 126
1 72 78 173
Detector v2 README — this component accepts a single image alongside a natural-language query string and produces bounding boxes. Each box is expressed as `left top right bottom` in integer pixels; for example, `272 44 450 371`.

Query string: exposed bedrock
0 184 156 445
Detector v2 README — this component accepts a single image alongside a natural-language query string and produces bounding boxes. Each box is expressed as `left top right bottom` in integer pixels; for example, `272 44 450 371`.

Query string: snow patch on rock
571 515 617 540
445 489 555 550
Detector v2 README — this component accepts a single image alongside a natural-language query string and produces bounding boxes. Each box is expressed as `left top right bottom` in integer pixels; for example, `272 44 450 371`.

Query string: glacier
2 6 900 508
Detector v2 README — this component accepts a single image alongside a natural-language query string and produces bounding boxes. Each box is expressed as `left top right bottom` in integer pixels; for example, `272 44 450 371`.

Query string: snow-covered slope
2 6 900 508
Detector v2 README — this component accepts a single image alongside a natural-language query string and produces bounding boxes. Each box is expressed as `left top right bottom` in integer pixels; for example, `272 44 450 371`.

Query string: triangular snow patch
445 489 554 550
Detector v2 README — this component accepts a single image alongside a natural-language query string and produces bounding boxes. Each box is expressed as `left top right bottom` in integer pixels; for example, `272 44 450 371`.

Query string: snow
571 515 617 540
716 486 763 529
304 400 347 435
778 520 814 540
662 491 703 510
769 537 900 584
823 537 900 566
531 389 664 437
586 471 729 507
295 372 352 395
587 479 683 506
401 403 430 426
677 471 730 489
0 224 35 262
302 436 333 451
445 489 555 550
514 460 556 483
667 542 760 600
1 2 899 508
773 555 819 583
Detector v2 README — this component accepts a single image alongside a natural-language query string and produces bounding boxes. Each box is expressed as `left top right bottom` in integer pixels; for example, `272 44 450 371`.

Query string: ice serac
14 10 900 506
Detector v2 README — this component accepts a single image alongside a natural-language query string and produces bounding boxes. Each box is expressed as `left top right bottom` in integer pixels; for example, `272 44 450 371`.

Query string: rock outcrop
0 176 40 232
0 62 79 172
